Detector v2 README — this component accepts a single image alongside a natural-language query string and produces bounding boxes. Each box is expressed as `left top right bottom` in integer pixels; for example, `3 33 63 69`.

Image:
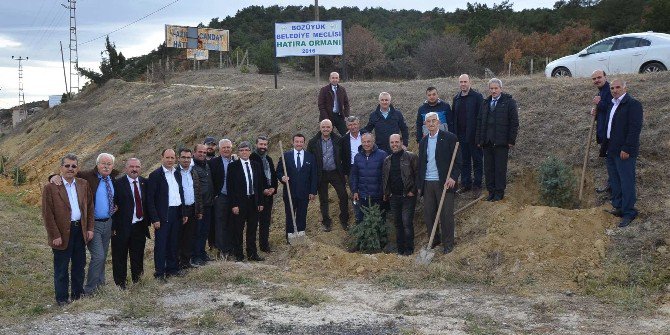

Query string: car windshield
586 39 616 54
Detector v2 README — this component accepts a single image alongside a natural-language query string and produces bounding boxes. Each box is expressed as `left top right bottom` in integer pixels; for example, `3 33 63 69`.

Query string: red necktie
133 180 143 219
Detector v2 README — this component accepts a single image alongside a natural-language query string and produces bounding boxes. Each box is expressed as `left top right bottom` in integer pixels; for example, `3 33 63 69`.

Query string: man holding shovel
276 134 318 240
417 112 461 254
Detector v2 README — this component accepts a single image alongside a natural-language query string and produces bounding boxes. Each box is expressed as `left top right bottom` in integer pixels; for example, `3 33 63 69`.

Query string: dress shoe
190 260 201 268
248 254 265 262
596 185 611 193
154 274 167 283
486 193 495 201
322 225 332 232
234 256 245 262
618 217 633 228
491 195 503 202
403 250 414 256
340 222 349 231
260 246 272 253
604 208 623 217
472 186 482 198
443 247 453 255
456 186 471 194
56 300 69 307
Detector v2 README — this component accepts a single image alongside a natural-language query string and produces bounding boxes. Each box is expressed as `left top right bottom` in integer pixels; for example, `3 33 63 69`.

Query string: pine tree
349 200 388 253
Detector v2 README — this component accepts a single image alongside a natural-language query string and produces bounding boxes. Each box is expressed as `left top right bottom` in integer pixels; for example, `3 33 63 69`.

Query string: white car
545 32 670 78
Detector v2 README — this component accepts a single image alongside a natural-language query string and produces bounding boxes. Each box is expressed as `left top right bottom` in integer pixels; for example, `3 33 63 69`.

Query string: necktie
333 86 338 113
133 180 143 220
490 98 497 110
245 162 253 195
104 177 115 215
296 152 301 170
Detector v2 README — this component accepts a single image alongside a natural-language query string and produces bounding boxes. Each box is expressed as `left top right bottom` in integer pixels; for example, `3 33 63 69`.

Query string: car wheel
551 67 572 77
641 62 667 73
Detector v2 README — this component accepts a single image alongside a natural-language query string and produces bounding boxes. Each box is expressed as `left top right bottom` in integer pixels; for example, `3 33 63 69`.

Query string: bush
0 155 7 175
252 40 277 74
538 156 575 208
349 201 388 253
12 166 26 186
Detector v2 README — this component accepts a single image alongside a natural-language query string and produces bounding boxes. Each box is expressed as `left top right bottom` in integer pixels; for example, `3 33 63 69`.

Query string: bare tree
413 34 479 79
343 25 387 79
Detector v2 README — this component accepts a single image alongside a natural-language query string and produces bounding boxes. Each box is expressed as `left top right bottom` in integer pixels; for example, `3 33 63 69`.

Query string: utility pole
60 41 69 95
11 56 28 111
314 0 319 84
62 0 79 95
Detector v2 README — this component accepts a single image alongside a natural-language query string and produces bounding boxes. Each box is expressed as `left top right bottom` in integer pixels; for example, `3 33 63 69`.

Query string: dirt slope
1 68 669 295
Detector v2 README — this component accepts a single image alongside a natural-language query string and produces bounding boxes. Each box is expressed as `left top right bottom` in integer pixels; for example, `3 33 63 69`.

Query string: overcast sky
0 0 557 109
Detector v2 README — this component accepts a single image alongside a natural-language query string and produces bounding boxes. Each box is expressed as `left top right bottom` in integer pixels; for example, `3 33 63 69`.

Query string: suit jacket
417 130 462 195
276 150 318 200
48 167 120 207
476 92 519 146
307 132 345 179
176 166 203 216
318 84 350 121
250 151 278 196
226 159 266 208
112 175 150 238
606 93 643 158
42 177 95 250
146 166 185 223
209 155 236 196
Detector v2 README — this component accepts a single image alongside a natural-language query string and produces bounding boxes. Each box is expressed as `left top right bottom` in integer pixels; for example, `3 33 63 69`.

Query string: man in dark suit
176 148 202 270
111 158 149 288
208 139 236 260
590 70 614 193
227 141 266 262
476 78 519 202
453 74 484 197
276 133 318 237
42 153 94 306
417 112 461 254
307 119 350 232
604 79 643 228
250 136 278 252
318 71 350 135
147 149 186 280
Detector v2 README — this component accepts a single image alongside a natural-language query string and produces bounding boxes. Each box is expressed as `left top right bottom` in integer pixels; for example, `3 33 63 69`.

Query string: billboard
275 20 343 57
198 28 229 51
187 49 209 60
166 25 229 51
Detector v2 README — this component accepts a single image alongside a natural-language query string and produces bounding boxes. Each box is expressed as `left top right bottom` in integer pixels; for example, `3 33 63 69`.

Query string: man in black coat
111 158 149 288
476 78 519 202
318 71 350 135
208 139 236 260
307 119 350 232
147 149 186 280
227 141 266 262
417 112 461 254
250 136 278 252
453 74 484 197
604 79 643 228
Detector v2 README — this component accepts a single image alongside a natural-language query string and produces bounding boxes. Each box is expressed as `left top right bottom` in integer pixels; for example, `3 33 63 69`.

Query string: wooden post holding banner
530 58 534 75
579 113 597 201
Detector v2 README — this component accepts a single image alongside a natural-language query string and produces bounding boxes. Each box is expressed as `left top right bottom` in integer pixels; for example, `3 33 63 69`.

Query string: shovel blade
288 231 307 246
415 247 435 265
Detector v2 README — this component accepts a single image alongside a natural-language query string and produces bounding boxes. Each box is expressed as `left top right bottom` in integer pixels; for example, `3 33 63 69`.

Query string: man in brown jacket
382 134 419 255
318 71 350 135
42 153 94 306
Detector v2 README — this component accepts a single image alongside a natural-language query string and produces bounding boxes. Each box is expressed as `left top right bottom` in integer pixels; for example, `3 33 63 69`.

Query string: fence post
530 58 534 75
508 61 512 77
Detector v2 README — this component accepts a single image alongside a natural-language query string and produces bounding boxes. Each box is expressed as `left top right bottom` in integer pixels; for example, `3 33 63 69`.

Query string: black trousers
331 114 347 136
390 195 417 253
317 170 349 228
483 144 509 197
232 195 259 259
214 194 234 255
258 195 273 251
111 222 147 287
178 205 197 268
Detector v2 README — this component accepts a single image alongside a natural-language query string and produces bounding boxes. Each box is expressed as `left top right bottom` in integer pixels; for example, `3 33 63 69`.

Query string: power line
80 0 182 46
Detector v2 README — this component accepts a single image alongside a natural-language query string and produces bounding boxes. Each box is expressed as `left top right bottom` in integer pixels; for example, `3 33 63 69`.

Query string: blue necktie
296 152 301 170
490 98 497 110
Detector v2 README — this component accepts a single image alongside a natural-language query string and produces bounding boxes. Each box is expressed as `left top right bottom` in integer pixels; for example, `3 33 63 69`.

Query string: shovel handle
579 113 596 201
426 142 460 249
279 141 300 234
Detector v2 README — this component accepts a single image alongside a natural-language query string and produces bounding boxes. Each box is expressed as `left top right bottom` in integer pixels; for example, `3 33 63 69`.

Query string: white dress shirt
63 178 82 221
607 93 626 139
349 132 361 164
127 175 143 223
163 166 182 207
293 149 304 169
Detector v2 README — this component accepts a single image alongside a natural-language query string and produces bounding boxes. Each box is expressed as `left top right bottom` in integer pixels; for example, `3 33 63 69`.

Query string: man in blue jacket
416 86 452 144
590 69 613 193
364 92 409 154
453 74 484 197
350 133 387 224
604 79 643 228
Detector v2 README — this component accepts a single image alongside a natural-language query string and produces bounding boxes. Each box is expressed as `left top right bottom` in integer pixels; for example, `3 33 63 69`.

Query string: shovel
416 142 459 265
579 113 596 201
279 141 306 245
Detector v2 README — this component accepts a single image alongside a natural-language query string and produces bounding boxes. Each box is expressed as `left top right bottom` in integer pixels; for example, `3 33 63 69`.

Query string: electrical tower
63 0 80 94
11 56 28 110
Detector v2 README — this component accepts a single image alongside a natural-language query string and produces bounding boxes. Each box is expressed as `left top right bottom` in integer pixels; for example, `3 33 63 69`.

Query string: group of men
41 69 642 306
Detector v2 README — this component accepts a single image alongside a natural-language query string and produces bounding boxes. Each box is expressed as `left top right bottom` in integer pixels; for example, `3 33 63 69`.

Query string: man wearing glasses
42 154 94 306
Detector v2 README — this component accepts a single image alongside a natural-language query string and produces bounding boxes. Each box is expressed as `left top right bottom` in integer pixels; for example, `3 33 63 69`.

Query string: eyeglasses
238 148 251 152
62 164 77 169
180 156 192 159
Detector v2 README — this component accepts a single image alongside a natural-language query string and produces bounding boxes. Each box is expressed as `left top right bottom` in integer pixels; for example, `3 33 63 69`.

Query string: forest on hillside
82 0 670 83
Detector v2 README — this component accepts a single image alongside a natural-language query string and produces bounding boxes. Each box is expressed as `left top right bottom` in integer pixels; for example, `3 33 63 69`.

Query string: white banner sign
275 20 343 57
187 49 209 60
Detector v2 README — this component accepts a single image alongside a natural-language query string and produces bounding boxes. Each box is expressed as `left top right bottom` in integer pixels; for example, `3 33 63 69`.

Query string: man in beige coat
42 153 94 306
